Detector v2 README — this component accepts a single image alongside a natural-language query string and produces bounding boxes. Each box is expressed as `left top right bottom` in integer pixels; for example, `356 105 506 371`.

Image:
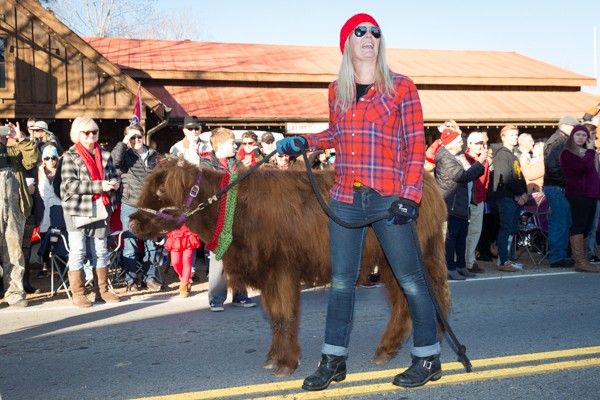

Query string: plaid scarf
75 142 109 205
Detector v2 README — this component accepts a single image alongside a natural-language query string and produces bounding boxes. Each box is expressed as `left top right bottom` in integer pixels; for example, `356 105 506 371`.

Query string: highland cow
129 159 449 377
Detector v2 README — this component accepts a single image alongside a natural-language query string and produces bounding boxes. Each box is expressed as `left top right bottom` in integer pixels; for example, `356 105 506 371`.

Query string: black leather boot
302 354 347 391
393 354 442 388
23 260 40 294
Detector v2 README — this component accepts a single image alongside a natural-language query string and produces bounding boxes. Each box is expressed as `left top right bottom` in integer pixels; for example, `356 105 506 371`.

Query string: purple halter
137 170 203 224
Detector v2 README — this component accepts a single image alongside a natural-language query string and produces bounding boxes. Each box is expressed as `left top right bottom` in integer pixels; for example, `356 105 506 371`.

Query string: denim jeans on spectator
67 230 107 271
120 203 158 283
446 215 470 271
322 190 440 358
544 186 572 263
496 196 521 265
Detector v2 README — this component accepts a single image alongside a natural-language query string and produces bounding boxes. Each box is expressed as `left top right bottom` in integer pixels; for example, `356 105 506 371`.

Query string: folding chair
41 227 71 299
515 193 549 266
107 231 166 287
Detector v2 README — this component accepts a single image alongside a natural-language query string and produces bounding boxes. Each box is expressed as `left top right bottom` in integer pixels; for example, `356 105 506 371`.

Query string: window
0 38 5 88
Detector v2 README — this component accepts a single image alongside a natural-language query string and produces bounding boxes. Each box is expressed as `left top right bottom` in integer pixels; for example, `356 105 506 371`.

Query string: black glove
387 198 420 225
276 136 307 156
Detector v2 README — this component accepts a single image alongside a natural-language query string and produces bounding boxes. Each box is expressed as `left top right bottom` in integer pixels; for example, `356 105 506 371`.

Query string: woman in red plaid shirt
278 13 441 391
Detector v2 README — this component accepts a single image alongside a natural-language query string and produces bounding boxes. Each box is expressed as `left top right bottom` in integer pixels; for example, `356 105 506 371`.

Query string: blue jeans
446 215 469 271
544 186 572 263
322 190 440 358
120 204 158 284
496 196 521 265
67 230 107 271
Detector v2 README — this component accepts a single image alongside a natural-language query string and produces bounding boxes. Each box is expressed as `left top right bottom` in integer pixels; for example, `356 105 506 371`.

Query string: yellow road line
253 357 600 400
134 346 600 400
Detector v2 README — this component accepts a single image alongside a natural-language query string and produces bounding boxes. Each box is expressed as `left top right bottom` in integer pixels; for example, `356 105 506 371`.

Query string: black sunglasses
354 26 381 39
80 130 98 136
44 156 58 161
186 127 201 131
130 135 143 140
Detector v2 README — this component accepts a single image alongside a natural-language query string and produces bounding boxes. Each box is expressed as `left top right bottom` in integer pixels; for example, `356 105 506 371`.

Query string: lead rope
297 143 472 373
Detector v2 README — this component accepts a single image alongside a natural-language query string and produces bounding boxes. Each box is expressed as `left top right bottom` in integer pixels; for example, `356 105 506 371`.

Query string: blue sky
157 0 599 93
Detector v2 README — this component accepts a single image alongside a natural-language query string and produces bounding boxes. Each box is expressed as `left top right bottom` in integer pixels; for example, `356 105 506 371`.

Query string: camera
0 126 12 137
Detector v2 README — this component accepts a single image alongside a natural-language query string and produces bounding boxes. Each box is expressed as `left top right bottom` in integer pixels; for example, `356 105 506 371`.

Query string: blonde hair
500 125 519 139
209 127 235 150
335 36 394 114
69 116 99 143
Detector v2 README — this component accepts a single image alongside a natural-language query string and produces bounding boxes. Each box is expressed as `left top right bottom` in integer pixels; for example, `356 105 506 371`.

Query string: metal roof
84 37 600 125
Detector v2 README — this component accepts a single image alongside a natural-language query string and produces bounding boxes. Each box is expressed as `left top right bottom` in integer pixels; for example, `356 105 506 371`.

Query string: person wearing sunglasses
277 13 442 391
170 115 207 283
33 145 63 280
60 117 121 307
170 115 205 165
237 130 264 167
28 120 64 156
111 125 163 293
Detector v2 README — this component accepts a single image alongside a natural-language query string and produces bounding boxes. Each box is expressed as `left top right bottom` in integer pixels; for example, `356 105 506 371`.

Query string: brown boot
67 270 92 308
95 268 121 302
570 235 598 273
179 280 191 298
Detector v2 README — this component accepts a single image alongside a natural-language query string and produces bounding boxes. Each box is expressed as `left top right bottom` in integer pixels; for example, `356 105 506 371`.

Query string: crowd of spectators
428 114 600 280
1 109 599 307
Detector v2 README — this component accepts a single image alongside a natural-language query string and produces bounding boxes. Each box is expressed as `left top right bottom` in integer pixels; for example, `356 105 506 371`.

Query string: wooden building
0 0 169 149
2 0 599 153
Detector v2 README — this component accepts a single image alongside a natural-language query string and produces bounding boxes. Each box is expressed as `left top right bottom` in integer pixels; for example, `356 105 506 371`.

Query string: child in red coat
164 224 200 297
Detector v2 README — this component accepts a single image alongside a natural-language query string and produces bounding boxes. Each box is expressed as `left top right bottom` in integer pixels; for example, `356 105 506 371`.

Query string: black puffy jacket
434 146 484 220
111 142 159 206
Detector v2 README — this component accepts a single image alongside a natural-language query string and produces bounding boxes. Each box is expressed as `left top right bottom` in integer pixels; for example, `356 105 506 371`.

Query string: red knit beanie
339 13 380 54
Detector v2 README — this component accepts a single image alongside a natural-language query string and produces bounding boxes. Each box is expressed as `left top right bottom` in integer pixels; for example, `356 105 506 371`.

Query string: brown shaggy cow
129 159 449 377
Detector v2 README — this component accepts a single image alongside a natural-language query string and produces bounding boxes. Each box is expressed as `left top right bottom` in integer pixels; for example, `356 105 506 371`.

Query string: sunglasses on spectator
80 130 98 136
130 135 143 140
354 26 381 39
242 141 255 145
44 156 58 161
186 127 201 131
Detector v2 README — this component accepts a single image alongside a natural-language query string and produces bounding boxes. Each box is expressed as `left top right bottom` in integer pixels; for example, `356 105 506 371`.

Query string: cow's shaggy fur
130 159 449 377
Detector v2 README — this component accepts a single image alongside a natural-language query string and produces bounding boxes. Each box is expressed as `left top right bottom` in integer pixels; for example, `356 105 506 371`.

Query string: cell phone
0 126 11 137
244 154 252 163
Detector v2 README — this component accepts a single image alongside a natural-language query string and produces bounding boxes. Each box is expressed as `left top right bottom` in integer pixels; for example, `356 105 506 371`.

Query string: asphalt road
1 269 600 400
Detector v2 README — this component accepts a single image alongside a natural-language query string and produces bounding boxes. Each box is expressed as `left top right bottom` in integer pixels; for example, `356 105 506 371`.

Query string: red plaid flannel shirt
305 73 426 204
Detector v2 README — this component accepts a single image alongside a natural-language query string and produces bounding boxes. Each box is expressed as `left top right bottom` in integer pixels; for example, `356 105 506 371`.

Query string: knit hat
339 13 379 54
558 115 579 127
440 128 462 148
42 145 59 159
571 124 590 138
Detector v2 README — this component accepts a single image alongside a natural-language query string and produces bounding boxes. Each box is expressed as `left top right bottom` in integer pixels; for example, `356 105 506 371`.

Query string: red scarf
75 142 110 205
237 147 257 166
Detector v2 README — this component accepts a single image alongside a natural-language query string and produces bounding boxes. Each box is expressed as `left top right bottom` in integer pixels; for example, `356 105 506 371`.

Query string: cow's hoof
272 365 295 377
262 359 277 370
371 353 394 365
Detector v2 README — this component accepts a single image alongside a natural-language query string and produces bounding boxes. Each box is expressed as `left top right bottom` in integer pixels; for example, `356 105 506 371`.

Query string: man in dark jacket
492 125 528 272
111 125 162 292
543 116 579 268
435 129 486 280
